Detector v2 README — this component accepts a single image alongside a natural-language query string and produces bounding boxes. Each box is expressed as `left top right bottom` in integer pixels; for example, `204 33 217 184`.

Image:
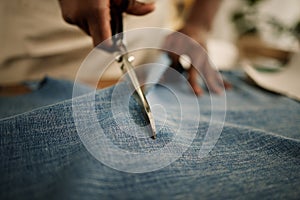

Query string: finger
213 71 232 90
88 8 113 48
188 67 203 96
223 80 232 89
205 73 223 94
126 1 155 15
199 58 224 94
218 76 232 90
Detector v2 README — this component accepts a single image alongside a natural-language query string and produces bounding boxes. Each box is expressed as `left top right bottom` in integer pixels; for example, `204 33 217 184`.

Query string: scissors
110 0 156 139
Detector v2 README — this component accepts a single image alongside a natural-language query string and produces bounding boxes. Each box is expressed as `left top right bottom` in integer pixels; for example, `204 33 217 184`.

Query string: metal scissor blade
121 53 157 139
109 0 156 139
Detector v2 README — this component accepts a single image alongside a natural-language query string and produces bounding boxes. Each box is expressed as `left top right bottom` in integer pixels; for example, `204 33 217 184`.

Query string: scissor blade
122 54 157 139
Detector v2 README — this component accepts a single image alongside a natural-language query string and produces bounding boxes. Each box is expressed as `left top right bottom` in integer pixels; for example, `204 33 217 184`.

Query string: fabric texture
0 71 299 199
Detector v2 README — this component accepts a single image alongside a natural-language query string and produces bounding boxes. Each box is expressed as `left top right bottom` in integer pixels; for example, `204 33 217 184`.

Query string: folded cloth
0 71 299 200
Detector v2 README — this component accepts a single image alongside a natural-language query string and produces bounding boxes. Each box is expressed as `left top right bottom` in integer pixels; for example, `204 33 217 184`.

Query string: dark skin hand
165 25 231 96
58 0 155 47
165 0 231 95
58 0 230 95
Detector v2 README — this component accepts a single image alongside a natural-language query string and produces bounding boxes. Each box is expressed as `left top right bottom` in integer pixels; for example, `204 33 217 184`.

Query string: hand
58 0 155 47
164 25 231 96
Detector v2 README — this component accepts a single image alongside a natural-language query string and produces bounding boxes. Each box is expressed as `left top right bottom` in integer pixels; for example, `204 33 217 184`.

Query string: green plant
231 0 300 41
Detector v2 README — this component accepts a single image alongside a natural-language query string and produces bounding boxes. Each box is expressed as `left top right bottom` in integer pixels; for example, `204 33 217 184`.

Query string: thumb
126 0 155 15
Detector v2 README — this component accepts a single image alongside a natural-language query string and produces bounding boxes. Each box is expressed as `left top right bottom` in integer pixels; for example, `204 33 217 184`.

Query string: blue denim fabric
0 77 92 119
0 71 299 200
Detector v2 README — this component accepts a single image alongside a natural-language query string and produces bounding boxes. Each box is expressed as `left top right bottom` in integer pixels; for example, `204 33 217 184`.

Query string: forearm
185 0 221 31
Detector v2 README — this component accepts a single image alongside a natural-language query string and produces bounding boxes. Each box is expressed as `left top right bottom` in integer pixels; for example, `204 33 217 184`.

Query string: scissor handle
110 0 130 50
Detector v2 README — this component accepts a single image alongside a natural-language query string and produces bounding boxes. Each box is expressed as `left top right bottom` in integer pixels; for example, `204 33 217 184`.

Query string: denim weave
0 71 299 199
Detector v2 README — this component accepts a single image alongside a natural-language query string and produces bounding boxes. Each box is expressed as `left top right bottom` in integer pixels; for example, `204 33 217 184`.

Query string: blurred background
211 0 299 68
0 0 299 91
173 0 300 69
